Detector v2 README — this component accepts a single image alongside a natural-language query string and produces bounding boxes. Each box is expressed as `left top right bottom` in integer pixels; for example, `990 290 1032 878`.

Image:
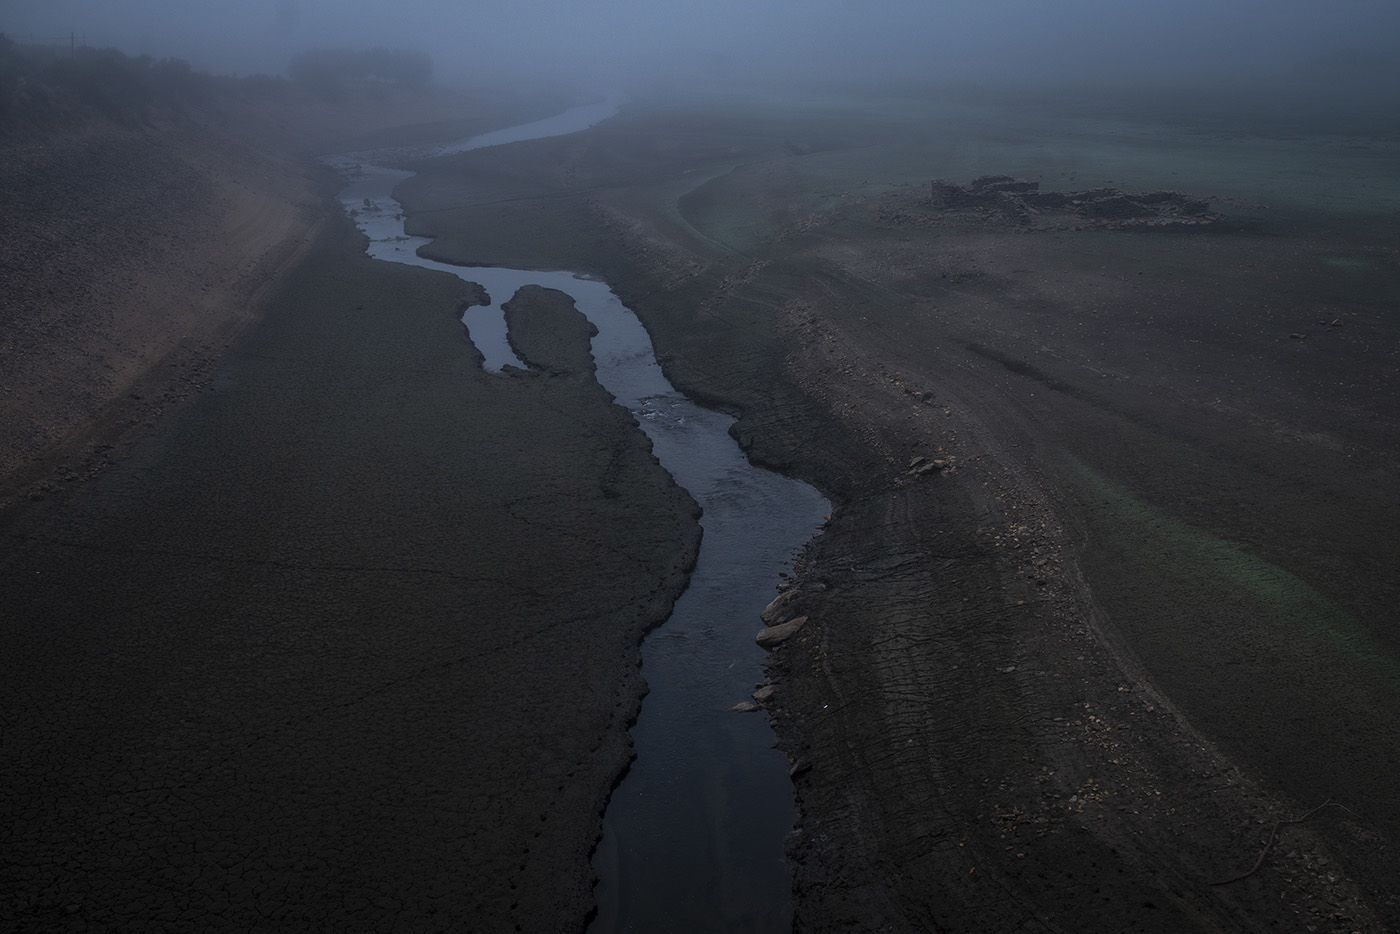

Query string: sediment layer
0 208 700 931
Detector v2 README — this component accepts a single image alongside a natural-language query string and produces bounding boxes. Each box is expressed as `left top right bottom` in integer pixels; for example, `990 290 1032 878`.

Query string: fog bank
5 0 1398 108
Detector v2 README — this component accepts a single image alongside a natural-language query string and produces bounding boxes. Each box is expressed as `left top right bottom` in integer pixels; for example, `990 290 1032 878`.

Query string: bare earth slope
0 115 319 500
0 84 552 504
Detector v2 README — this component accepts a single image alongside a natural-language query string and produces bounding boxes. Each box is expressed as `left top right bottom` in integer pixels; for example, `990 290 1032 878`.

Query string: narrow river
331 102 828 932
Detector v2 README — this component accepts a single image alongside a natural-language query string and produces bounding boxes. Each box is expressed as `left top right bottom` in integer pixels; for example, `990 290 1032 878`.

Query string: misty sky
5 0 1399 93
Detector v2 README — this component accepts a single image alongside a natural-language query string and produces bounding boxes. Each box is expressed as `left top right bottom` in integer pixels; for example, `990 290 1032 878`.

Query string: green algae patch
1069 455 1399 686
1066 452 1400 839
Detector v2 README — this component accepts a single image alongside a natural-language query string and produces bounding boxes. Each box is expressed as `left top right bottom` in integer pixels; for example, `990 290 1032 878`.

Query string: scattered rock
756 615 808 648
911 458 949 477
971 174 1016 188
928 180 963 208
972 175 1040 194
731 701 760 713
789 758 812 779
926 177 1215 228
761 590 799 625
1025 191 1072 210
753 684 776 704
1078 195 1152 220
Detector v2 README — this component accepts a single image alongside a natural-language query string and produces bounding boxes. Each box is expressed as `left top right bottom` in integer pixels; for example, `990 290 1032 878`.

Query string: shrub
0 37 227 127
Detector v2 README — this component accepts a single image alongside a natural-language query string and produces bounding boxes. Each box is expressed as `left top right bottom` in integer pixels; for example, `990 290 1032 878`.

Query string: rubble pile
925 175 1214 227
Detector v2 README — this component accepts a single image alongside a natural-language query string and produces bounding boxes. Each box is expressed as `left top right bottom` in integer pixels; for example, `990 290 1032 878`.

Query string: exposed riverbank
0 115 703 930
400 95 1400 930
341 109 830 929
0 79 559 507
0 114 319 503
5 86 1397 931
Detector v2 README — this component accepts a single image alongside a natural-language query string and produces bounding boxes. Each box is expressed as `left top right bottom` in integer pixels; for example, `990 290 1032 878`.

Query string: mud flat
399 95 1400 930
0 132 700 931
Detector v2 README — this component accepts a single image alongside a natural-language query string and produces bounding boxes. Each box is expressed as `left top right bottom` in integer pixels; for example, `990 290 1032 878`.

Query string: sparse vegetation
2 35 189 124
0 34 288 127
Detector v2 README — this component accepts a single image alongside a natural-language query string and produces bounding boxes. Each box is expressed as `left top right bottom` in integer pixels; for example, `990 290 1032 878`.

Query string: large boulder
760 589 799 625
756 615 808 649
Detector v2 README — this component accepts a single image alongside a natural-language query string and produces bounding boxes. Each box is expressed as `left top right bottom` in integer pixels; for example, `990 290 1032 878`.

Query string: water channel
332 101 828 932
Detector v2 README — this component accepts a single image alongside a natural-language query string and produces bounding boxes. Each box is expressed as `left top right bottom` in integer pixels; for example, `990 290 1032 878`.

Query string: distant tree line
287 47 432 97
0 34 227 127
0 36 435 130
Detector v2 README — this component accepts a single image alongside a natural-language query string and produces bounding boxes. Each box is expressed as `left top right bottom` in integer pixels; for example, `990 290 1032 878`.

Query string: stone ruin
926 175 1214 227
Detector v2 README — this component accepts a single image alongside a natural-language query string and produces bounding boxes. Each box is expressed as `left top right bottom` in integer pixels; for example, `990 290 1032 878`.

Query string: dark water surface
332 103 828 932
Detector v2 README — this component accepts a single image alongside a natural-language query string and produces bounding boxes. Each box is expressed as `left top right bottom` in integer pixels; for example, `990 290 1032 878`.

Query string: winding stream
332 102 828 932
